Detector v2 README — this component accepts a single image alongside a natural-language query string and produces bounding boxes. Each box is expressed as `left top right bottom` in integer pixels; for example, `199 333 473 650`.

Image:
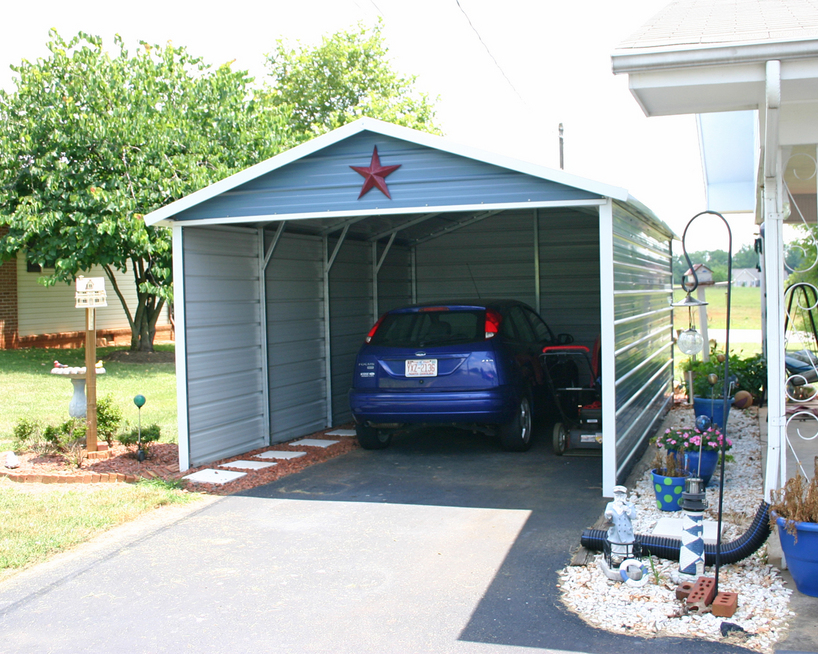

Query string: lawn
0 478 201 581
0 344 177 452
673 285 762 331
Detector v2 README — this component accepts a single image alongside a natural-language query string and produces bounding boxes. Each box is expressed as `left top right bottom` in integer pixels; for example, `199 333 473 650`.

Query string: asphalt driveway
0 427 748 653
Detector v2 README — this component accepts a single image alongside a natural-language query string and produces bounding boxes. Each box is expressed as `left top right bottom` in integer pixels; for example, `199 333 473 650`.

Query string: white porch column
763 61 787 500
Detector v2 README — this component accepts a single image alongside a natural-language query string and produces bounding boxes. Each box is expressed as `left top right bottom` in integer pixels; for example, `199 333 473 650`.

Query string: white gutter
612 39 818 74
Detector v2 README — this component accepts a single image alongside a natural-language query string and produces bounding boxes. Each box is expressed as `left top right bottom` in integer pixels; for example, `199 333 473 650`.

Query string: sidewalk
758 405 818 653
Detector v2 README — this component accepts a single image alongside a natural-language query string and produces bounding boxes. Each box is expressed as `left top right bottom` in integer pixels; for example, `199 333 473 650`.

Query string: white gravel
558 406 794 652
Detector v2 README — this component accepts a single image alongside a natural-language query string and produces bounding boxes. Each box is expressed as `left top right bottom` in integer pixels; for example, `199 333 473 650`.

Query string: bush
96 395 123 447
12 418 41 449
679 344 766 403
14 417 85 454
117 423 161 457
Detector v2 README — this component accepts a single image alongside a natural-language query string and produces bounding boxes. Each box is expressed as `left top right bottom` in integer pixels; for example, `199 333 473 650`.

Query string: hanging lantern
673 292 708 355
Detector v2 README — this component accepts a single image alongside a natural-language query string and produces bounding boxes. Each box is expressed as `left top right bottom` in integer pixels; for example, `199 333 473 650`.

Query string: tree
0 25 439 351
265 20 439 139
0 31 293 350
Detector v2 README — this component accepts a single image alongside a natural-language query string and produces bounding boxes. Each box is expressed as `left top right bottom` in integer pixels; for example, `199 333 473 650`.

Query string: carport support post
599 199 616 497
371 232 396 323
323 225 350 427
533 210 541 314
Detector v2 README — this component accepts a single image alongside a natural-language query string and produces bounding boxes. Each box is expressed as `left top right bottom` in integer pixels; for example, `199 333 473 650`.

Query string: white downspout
762 60 787 501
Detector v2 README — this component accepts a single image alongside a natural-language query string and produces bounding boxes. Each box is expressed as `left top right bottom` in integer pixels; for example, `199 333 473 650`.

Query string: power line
454 0 527 105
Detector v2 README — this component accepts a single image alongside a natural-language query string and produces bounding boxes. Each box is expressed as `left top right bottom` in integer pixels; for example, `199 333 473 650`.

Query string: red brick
675 581 695 601
116 473 126 483
712 592 738 618
41 475 55 484
97 473 109 483
687 576 716 613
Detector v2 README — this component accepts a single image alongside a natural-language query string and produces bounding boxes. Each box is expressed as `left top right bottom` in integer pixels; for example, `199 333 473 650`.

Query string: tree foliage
265 20 439 138
671 243 761 285
0 31 292 350
0 24 438 350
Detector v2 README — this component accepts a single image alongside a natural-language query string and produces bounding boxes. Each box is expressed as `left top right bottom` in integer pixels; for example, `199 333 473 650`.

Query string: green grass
673 286 762 331
0 345 177 452
0 478 201 580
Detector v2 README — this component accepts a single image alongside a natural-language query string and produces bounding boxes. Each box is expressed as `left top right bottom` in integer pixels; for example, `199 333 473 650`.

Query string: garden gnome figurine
605 485 636 563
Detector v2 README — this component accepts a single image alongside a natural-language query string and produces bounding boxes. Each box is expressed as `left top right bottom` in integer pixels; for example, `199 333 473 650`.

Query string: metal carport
145 118 676 496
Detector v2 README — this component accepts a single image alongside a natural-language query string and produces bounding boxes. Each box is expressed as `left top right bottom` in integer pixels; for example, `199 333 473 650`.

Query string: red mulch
4 430 360 496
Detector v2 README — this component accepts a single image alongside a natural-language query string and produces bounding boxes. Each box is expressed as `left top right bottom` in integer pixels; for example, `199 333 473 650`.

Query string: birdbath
50 365 106 418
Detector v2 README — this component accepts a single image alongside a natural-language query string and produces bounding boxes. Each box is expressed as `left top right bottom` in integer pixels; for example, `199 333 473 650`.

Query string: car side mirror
557 333 574 345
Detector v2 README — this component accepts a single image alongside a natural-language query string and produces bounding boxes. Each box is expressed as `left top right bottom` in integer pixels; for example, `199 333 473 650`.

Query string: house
611 0 818 498
0 229 172 349
734 267 761 287
144 118 677 496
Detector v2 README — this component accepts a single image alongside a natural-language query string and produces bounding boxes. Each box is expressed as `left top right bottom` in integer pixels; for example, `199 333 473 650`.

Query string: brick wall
0 226 19 349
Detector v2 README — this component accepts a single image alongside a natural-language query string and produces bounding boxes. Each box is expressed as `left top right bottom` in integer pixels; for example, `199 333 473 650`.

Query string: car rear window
370 310 484 348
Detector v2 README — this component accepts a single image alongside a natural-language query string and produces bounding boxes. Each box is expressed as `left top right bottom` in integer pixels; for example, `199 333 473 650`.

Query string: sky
0 0 761 252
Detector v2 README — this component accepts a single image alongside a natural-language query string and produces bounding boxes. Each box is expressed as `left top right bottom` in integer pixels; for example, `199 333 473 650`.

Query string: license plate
405 359 438 377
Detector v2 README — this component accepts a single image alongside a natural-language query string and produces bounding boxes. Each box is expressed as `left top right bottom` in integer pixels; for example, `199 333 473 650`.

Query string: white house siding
16 253 169 337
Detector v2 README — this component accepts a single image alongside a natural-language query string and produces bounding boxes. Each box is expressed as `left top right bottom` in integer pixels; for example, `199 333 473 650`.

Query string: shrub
679 344 766 403
117 423 161 457
12 418 41 449
96 395 123 447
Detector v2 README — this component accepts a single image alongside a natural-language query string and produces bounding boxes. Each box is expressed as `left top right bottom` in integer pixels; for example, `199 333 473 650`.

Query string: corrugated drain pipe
580 501 771 566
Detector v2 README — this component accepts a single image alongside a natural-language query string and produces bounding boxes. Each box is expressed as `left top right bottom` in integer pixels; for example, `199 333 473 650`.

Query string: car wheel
499 395 533 452
356 424 392 450
552 421 568 456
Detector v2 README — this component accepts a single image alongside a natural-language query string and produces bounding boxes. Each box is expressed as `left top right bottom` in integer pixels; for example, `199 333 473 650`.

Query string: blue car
348 300 574 451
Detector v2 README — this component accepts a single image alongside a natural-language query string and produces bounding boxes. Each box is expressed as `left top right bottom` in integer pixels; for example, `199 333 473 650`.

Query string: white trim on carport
145 118 628 228
147 198 611 229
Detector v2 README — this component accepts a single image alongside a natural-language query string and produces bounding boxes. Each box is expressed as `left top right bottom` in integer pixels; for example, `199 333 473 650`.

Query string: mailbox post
75 277 107 452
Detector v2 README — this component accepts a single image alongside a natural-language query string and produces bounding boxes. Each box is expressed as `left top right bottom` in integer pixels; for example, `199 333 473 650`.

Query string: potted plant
652 427 732 486
650 448 691 512
770 463 818 597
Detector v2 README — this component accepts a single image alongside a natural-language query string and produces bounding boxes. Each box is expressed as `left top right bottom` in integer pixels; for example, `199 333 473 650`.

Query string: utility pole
559 123 564 170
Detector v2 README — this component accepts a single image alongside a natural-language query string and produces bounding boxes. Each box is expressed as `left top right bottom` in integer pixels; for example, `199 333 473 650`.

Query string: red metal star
350 146 401 199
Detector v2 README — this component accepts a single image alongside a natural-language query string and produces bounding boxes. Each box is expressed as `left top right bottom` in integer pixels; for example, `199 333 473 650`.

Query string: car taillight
365 315 385 344
485 309 501 339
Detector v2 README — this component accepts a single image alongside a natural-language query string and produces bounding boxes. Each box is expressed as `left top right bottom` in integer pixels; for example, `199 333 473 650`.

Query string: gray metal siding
415 211 538 305
538 209 601 350
611 202 674 483
329 239 373 422
264 233 327 442
377 245 412 315
183 226 266 466
172 132 602 222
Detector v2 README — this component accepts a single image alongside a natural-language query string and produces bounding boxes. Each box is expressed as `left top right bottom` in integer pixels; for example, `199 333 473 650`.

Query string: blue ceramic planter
692 397 732 428
651 469 691 511
685 449 720 486
776 516 818 597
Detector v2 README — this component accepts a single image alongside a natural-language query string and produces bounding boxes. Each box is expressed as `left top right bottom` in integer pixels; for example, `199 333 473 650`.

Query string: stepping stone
219 460 277 471
325 429 356 436
255 451 307 460
289 438 339 448
183 469 246 484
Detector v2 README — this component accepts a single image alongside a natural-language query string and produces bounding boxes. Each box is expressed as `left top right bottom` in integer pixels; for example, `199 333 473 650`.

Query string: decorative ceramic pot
651 469 691 511
692 397 732 428
685 449 720 486
776 516 818 597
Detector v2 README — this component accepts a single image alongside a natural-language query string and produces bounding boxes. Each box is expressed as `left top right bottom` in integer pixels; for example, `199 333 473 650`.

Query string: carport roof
143 118 655 230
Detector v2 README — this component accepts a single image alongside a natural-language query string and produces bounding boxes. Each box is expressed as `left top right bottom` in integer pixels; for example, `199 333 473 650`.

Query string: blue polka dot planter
651 469 691 511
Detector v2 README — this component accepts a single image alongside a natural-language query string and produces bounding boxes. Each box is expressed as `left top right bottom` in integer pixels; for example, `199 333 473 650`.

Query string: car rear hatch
354 305 502 391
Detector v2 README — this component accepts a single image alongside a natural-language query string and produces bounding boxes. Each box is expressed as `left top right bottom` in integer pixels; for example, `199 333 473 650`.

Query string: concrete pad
254 451 306 460
651 517 722 545
183 469 246 484
325 429 356 436
289 438 338 448
218 460 277 471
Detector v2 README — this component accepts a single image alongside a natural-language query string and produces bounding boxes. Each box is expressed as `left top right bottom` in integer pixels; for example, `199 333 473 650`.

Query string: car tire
356 424 392 450
499 395 533 452
552 421 568 456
